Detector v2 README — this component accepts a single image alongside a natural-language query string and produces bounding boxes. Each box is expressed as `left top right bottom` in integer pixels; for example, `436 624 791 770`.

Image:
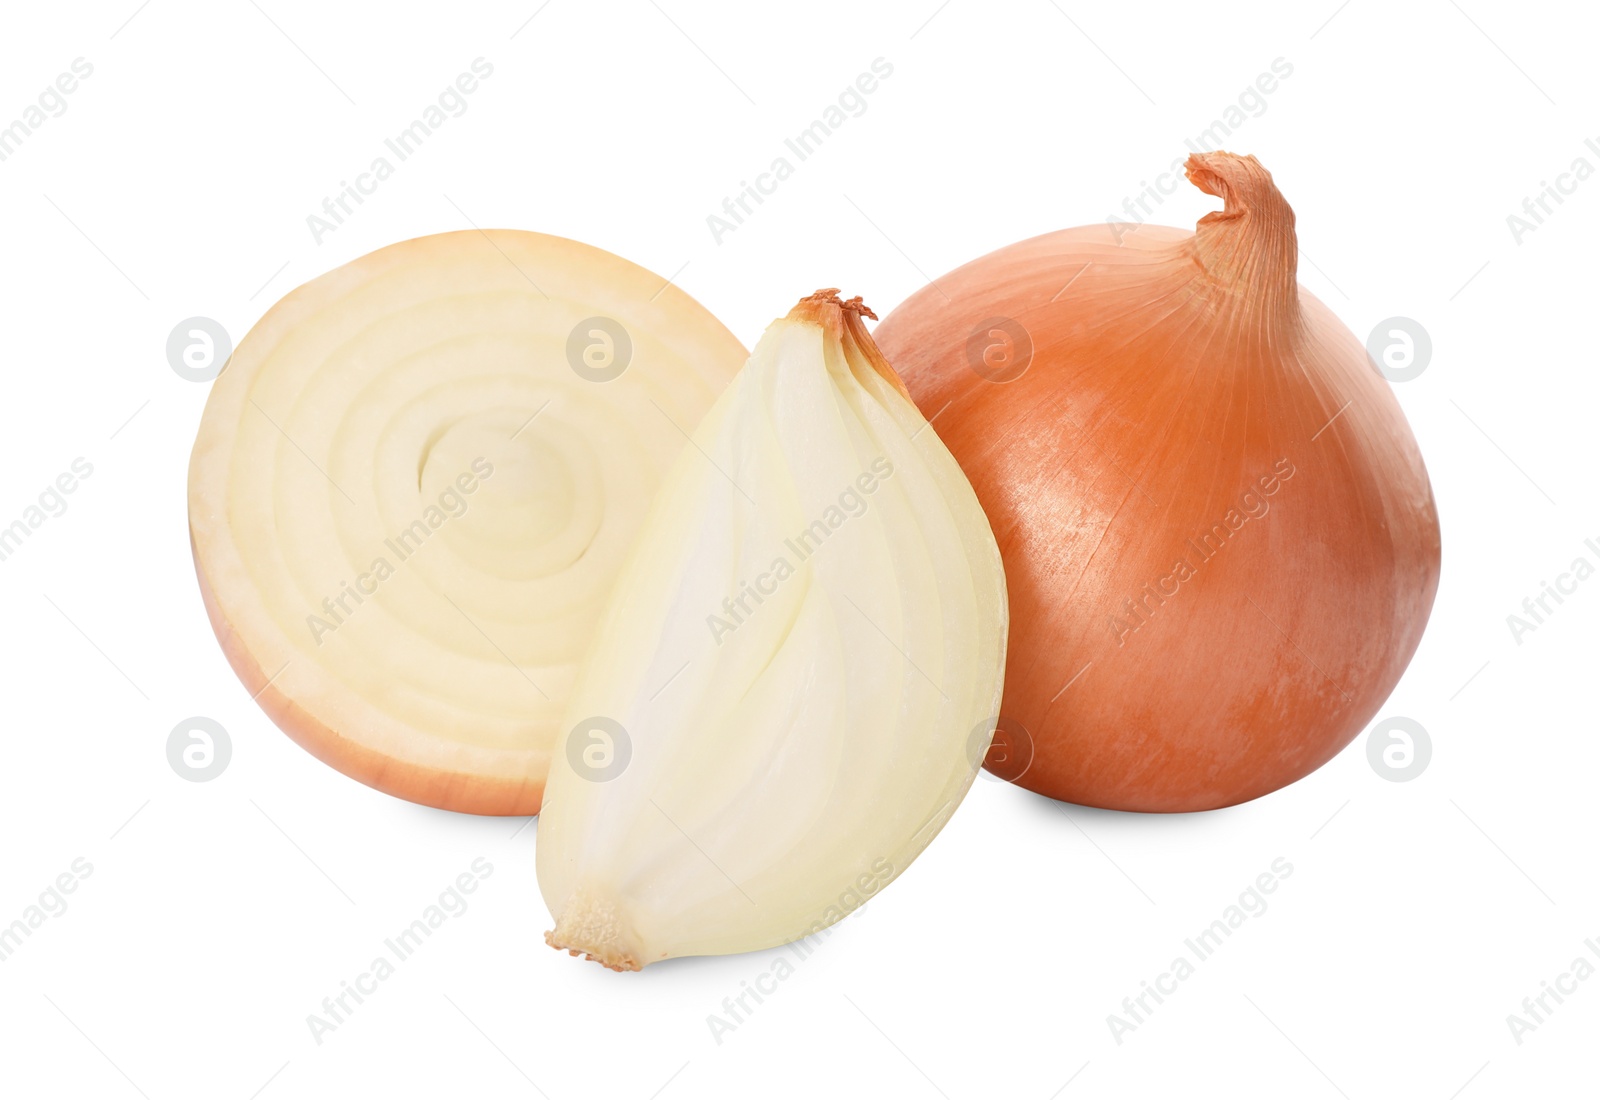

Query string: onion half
189 231 745 815
875 153 1441 812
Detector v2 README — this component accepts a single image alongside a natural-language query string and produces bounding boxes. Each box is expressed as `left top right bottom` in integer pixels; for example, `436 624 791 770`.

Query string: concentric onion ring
188 230 745 814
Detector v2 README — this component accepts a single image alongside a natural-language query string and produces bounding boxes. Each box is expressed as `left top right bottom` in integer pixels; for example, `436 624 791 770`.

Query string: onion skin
874 152 1441 812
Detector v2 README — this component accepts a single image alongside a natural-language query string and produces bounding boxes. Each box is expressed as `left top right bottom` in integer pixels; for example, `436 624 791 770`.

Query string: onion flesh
536 291 1007 969
189 230 745 815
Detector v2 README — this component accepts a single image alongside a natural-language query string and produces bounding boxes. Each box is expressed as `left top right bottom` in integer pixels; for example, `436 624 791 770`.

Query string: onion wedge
537 291 1008 969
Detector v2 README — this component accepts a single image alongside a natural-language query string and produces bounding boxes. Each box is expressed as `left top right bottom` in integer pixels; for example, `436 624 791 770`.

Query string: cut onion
537 291 1008 970
188 230 745 815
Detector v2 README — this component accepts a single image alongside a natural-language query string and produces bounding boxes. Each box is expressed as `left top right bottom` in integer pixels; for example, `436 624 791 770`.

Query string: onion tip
787 288 915 403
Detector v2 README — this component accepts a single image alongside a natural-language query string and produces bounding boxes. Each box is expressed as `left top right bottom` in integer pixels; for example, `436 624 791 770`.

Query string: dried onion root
536 291 1007 970
189 231 745 815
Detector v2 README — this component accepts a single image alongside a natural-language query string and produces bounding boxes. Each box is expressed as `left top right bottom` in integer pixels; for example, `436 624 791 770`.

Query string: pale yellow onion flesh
536 291 1008 970
188 231 746 815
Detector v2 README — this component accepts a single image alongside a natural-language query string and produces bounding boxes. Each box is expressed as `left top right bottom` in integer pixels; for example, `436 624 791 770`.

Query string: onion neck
1182 152 1300 335
790 288 915 402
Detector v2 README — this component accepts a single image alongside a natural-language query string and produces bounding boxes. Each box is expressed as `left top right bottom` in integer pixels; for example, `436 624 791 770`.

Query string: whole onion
874 152 1441 812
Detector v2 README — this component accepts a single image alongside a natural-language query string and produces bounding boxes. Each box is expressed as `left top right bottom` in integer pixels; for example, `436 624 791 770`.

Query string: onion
188 231 745 815
874 152 1441 812
536 291 1007 969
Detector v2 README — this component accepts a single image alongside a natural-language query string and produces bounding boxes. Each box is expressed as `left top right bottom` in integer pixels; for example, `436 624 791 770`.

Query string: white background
1 1 1595 1097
